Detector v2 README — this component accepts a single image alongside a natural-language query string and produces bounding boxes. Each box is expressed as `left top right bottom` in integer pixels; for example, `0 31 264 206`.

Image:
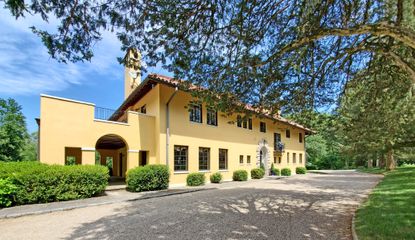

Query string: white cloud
0 7 123 96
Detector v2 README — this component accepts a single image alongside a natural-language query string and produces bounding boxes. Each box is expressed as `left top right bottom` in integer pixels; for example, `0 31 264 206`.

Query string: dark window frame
239 155 244 164
299 132 303 143
189 104 202 123
219 149 228 170
198 147 210 171
247 155 251 164
260 122 266 133
174 145 188 171
237 115 242 127
207 109 218 126
248 118 252 130
293 153 297 163
286 129 291 138
299 153 303 164
140 105 146 114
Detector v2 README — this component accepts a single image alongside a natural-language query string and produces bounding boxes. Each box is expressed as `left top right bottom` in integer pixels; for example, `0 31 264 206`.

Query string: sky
0 7 170 133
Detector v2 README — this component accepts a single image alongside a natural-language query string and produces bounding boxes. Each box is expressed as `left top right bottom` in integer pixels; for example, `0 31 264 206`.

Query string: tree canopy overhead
4 0 415 114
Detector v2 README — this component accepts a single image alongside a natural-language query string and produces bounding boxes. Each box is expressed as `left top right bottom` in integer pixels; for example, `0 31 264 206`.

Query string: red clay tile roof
116 73 313 134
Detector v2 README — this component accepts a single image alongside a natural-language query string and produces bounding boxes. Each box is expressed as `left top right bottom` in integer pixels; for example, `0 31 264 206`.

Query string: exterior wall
39 95 156 176
158 85 306 185
39 83 306 185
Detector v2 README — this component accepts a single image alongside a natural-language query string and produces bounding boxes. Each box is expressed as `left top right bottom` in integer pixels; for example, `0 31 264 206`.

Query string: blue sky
0 7 170 133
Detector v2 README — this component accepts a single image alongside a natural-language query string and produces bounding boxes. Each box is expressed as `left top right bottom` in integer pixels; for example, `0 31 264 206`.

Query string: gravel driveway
0 170 382 240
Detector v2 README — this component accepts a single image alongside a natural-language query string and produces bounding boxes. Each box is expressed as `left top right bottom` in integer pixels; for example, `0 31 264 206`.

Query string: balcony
94 107 127 123
274 142 285 153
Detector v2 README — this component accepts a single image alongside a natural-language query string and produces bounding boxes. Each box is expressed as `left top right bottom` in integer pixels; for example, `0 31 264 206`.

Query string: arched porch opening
257 139 270 176
95 134 128 179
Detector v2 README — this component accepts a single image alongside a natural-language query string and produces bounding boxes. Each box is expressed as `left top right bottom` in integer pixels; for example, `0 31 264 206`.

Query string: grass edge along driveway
355 166 415 240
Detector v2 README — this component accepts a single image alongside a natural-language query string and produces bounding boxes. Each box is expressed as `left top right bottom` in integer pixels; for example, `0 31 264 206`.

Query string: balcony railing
94 107 127 123
274 142 285 152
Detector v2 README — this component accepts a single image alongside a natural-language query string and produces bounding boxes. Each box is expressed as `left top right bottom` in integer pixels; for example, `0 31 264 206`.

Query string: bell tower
124 48 142 99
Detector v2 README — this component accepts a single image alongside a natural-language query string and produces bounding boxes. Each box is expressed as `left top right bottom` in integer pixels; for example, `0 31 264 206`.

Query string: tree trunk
379 154 386 168
386 149 396 170
367 159 373 168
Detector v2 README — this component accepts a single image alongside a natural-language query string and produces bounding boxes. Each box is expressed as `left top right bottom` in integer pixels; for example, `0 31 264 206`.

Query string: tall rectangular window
260 122 266 133
273 156 277 164
286 129 291 138
237 115 242 127
248 118 252 130
247 155 251 164
243 119 247 128
278 157 281 164
299 132 303 143
274 133 281 150
189 104 202 123
239 155 244 164
287 152 290 163
199 147 210 171
293 153 297 163
174 145 188 171
207 109 218 126
219 149 228 170
299 153 303 164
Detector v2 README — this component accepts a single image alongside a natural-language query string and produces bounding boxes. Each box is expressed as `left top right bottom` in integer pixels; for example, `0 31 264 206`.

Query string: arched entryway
257 139 270 176
95 134 128 178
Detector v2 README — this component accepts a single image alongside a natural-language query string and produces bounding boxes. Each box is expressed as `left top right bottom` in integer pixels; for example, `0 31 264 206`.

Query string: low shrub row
187 173 205 186
233 170 248 181
281 168 291 176
0 162 109 207
126 164 169 192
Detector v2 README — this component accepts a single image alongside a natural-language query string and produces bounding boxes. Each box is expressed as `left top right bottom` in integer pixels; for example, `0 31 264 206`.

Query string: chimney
124 48 142 99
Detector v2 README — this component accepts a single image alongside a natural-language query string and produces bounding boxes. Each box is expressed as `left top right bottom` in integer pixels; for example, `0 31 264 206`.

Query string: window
299 153 303 164
248 118 252 130
273 156 277 164
237 115 242 127
293 153 297 163
174 145 188 171
274 133 281 150
286 129 291 138
140 105 146 114
260 122 266 133
65 147 81 165
219 149 228 170
278 157 281 164
243 119 247 128
247 155 251 164
207 109 218 126
199 147 210 171
299 132 303 143
239 155 244 164
287 152 290 163
189 104 202 123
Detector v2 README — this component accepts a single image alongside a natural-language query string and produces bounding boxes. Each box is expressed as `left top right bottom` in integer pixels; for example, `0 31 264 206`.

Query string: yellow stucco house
38 52 311 185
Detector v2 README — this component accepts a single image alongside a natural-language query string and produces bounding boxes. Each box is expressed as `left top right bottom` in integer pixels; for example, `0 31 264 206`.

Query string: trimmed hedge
126 164 169 192
210 172 222 183
187 173 205 186
0 162 109 206
0 178 17 207
251 168 265 179
296 167 307 174
233 170 248 181
281 168 292 176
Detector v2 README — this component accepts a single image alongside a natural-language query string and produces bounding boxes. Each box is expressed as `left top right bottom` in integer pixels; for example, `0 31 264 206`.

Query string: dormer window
189 104 202 123
140 105 146 114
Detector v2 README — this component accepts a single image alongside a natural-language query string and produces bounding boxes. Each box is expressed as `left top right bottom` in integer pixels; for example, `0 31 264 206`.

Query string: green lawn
357 167 388 175
355 166 415 240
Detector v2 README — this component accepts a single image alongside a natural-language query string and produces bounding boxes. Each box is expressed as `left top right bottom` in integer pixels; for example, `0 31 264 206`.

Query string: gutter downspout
166 87 178 167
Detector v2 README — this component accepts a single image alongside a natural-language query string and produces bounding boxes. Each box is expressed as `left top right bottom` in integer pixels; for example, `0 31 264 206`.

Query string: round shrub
186 173 205 186
0 162 109 206
251 168 265 179
233 170 248 181
281 168 291 176
296 167 307 174
127 164 169 192
210 172 222 183
271 167 280 176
